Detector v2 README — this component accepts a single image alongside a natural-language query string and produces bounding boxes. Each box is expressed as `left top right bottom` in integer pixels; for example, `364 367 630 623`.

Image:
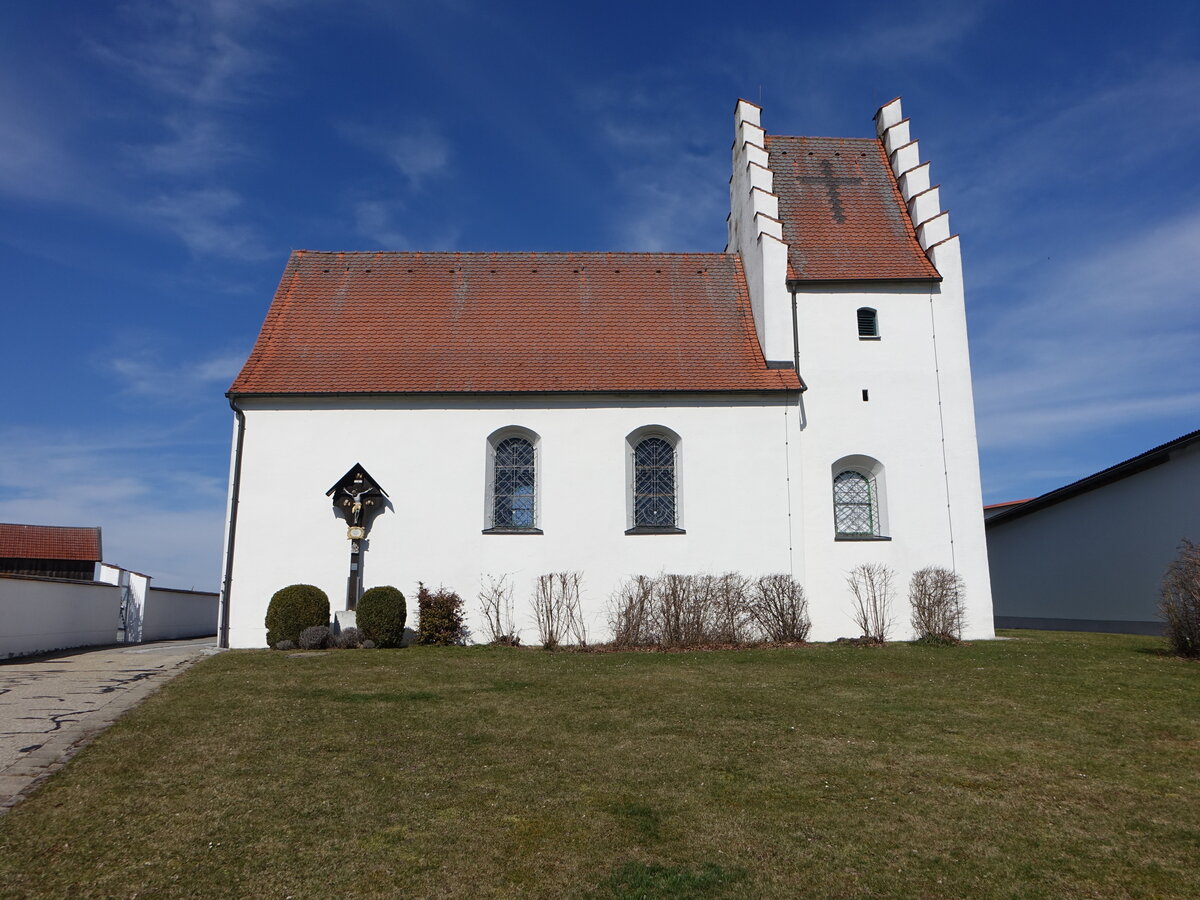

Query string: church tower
727 98 994 636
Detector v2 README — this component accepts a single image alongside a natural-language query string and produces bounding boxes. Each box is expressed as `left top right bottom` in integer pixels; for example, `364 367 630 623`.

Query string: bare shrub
610 575 657 647
1161 539 1200 658
335 626 364 649
908 566 966 642
361 639 376 649
479 574 520 645
533 571 585 648
846 563 895 642
273 640 296 651
298 625 331 650
708 573 753 643
751 574 811 642
656 574 710 646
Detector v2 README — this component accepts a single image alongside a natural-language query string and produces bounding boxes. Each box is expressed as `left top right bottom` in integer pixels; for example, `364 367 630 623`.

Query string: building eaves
986 428 1200 528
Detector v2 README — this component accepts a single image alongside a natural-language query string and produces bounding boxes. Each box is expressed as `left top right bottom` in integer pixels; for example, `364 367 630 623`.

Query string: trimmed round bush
265 584 330 647
357 586 407 648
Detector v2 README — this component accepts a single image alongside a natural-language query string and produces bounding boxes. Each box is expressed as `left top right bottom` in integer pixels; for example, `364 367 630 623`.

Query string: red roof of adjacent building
229 251 801 395
0 524 102 561
766 136 941 283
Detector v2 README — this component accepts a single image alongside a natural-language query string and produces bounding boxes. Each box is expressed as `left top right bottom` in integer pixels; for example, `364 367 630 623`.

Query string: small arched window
857 307 879 339
633 436 676 529
486 431 539 532
833 470 880 536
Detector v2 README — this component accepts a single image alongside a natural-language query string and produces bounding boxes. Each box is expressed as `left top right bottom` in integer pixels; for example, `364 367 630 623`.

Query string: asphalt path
0 638 216 812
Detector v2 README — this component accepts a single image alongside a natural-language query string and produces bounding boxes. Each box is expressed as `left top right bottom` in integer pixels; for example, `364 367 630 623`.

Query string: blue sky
2 0 1198 588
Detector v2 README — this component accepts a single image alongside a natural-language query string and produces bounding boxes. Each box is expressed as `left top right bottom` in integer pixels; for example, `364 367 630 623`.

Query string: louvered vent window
857 307 879 339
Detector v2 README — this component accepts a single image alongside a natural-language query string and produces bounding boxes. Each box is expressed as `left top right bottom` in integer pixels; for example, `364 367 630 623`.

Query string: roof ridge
285 250 738 259
766 134 878 143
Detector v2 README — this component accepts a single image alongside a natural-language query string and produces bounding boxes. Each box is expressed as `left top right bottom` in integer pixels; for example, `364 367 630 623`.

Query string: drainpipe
790 289 807 391
218 397 246 649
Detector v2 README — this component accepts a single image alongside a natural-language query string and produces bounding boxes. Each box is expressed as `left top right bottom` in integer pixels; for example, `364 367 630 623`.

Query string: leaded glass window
833 470 878 535
492 437 535 528
634 437 676 527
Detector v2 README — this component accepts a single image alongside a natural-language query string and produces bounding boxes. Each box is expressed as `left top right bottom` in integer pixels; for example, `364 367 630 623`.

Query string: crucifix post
326 464 388 614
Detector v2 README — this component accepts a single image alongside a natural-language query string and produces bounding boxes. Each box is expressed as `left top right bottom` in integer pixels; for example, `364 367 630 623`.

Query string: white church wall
988 440 1200 633
225 384 994 647
226 394 808 648
791 272 994 640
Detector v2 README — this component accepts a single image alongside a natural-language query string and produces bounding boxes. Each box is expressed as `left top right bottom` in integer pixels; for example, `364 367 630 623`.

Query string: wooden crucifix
326 464 388 610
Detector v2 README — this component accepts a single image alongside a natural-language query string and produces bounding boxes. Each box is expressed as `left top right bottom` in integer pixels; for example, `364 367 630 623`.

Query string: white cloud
582 77 728 251
806 2 987 65
971 207 1200 455
340 120 453 186
0 425 228 589
353 200 411 249
91 0 293 108
144 188 272 259
107 345 247 402
138 115 247 175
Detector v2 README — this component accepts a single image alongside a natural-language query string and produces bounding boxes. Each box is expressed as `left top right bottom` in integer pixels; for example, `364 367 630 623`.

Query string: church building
218 98 994 648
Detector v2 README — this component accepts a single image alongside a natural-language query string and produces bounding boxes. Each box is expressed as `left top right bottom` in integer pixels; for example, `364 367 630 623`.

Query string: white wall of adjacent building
988 439 1200 632
143 587 219 641
222 390 994 648
0 574 122 659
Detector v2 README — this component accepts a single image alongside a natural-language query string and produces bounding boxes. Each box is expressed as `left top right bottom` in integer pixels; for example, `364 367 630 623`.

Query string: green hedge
265 584 330 647
357 586 407 648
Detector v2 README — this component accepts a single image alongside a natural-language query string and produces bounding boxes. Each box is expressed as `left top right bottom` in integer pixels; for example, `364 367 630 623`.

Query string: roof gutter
786 276 941 289
217 397 246 649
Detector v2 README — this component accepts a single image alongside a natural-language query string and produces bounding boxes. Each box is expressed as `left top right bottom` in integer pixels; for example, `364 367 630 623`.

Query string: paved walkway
0 638 217 812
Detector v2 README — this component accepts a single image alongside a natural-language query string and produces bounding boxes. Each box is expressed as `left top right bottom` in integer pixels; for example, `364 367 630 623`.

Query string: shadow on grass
591 862 746 899
1133 645 1186 659
607 801 664 842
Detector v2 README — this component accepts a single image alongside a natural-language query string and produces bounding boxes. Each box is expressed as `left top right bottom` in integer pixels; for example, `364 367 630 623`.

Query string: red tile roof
766 136 940 282
0 524 102 561
230 252 800 395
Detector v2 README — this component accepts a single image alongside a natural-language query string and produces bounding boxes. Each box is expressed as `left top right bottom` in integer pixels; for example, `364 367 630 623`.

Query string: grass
0 631 1196 898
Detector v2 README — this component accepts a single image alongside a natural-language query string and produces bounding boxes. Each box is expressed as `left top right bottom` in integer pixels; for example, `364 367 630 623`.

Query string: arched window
486 430 540 532
833 470 878 535
857 307 879 339
634 437 676 527
623 426 684 533
831 455 889 540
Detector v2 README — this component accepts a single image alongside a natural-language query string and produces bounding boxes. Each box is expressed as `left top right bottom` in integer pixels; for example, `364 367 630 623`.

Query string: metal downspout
218 398 246 649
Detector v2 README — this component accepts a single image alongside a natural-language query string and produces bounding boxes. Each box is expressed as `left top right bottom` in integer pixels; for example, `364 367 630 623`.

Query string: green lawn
0 631 1197 898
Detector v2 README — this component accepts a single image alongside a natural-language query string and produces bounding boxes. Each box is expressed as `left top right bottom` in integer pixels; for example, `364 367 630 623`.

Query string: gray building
987 429 1200 634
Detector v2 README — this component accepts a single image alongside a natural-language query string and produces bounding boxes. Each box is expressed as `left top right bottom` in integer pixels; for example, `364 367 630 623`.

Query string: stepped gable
230 251 800 395
766 134 941 283
0 524 102 561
